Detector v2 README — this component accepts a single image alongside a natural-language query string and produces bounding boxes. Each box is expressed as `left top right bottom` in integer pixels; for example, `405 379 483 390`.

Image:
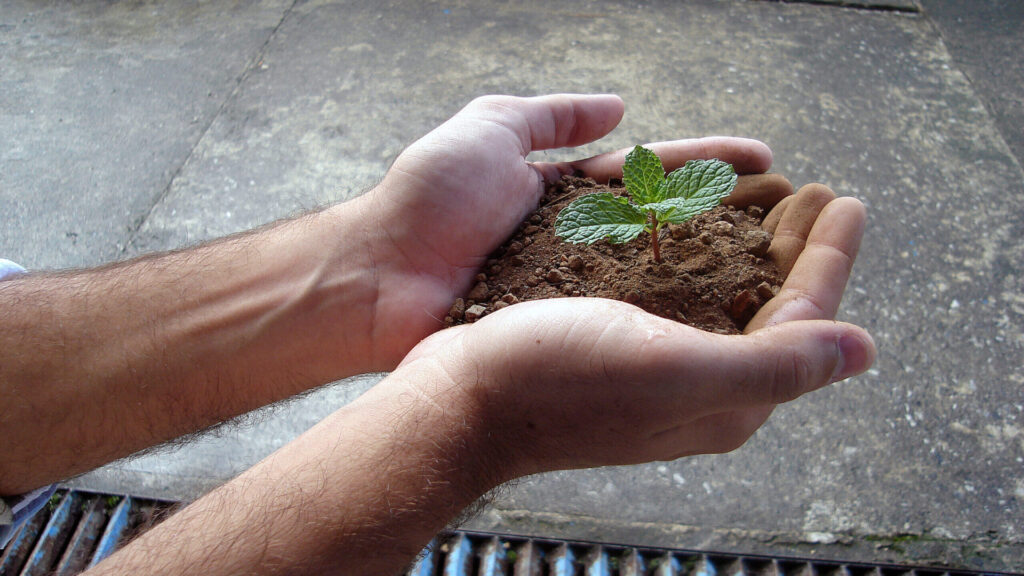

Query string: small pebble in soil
546 269 565 283
464 304 487 321
711 221 734 236
467 282 489 302
671 222 695 240
730 289 758 322
747 230 772 257
448 298 465 320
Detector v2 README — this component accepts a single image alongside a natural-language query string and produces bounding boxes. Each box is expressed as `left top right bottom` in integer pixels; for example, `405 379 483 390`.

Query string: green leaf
644 159 736 223
662 158 737 203
622 145 666 205
555 193 647 245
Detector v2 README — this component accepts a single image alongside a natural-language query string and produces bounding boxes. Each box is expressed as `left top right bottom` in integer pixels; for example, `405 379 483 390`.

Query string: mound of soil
446 175 785 334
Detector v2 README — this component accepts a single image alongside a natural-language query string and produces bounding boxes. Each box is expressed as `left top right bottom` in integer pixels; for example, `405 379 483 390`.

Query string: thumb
683 320 876 413
462 94 625 153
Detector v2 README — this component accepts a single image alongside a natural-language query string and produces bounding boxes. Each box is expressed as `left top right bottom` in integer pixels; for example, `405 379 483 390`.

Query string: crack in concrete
122 0 301 255
760 0 921 15
917 0 1024 173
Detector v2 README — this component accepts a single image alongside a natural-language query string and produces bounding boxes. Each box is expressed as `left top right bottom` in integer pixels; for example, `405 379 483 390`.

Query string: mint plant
554 145 737 263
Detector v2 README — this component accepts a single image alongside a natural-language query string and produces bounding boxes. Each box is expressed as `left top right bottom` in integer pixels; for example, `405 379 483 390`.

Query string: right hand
385 154 873 477
393 297 874 479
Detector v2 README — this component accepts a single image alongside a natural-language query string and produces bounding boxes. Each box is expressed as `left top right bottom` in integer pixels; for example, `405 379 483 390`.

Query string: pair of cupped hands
340 94 876 479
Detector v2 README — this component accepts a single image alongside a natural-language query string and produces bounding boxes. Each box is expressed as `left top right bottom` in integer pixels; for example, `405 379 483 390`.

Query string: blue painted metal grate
408 531 1019 576
0 489 176 575
2 489 1019 575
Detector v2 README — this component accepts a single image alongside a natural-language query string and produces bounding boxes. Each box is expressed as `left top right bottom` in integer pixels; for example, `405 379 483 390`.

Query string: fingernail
832 332 875 382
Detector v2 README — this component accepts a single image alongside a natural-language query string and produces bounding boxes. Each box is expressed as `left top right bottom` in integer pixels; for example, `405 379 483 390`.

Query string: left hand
344 94 779 366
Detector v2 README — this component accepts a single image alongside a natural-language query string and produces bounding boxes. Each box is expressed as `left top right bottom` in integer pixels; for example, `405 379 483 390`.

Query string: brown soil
446 175 785 334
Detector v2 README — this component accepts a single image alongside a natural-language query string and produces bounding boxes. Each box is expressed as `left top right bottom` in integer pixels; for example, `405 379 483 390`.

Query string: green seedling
554 145 737 262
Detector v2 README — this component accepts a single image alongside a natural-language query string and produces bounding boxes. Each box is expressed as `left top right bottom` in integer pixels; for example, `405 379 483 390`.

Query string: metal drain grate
0 489 177 575
410 531 1019 576
2 489 1018 575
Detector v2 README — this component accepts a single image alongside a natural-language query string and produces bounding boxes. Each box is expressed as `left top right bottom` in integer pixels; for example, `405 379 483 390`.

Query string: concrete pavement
2 0 1022 570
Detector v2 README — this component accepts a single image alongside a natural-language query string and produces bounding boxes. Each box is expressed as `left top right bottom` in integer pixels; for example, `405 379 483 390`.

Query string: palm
380 103 548 279
360 96 623 353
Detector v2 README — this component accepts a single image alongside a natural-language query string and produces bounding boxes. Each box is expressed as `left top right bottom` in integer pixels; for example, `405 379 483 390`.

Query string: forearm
0 196 385 494
86 361 504 576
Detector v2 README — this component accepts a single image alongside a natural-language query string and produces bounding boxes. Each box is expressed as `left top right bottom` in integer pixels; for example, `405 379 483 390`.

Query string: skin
0 94 875 575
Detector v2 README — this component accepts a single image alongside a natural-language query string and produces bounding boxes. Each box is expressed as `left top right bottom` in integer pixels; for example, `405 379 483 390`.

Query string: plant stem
648 211 661 263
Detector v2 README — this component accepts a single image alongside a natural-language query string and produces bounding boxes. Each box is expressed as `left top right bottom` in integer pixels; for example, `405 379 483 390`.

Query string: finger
678 320 875 416
748 197 867 330
623 318 875 426
725 173 793 211
463 94 625 154
766 183 837 275
560 137 773 183
761 195 794 235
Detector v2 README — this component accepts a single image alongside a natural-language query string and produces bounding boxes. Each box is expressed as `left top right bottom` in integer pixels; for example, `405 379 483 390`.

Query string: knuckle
467 94 515 114
468 94 499 107
708 432 749 455
767 350 814 403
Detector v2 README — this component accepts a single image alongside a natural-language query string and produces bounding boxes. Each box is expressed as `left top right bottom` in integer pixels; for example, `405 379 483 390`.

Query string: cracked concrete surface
1 0 294 268
2 0 1022 570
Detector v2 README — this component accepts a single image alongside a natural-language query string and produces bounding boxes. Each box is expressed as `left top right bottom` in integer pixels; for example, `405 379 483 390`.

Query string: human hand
393 299 874 478
347 94 778 366
391 174 872 477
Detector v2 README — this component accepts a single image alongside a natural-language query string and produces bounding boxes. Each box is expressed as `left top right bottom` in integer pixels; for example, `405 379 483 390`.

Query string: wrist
241 361 512 574
266 198 383 375
94 359 515 575
326 185 484 370
384 352 518 493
